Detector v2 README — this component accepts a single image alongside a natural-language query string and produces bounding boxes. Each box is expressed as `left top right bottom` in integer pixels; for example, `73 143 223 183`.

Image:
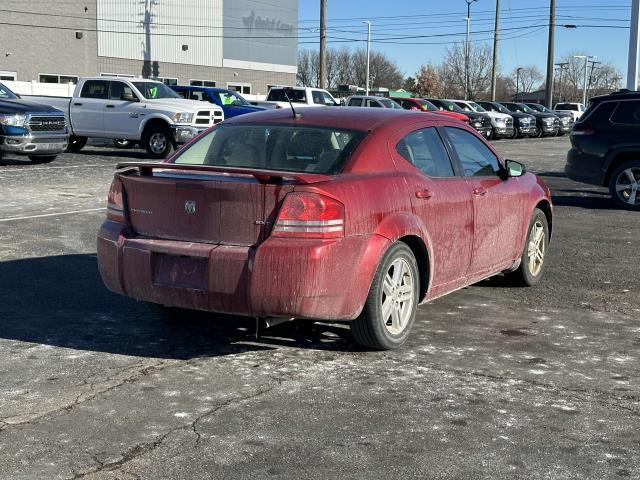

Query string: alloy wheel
381 258 415 335
149 133 168 154
614 167 640 207
527 221 546 277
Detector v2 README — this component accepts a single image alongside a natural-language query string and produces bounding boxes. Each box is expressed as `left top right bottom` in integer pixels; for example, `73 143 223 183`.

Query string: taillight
273 192 344 239
107 177 125 222
571 128 595 136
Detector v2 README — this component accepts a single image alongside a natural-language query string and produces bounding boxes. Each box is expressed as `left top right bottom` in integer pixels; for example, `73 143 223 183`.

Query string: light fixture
182 44 189 51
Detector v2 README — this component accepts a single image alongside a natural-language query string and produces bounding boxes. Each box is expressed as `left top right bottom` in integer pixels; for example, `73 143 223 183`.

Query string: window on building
150 77 178 86
39 74 78 84
228 83 251 95
190 80 216 87
0 71 16 81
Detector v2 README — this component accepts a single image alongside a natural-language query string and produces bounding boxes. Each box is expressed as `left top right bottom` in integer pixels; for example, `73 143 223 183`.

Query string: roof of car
224 106 440 131
590 90 640 103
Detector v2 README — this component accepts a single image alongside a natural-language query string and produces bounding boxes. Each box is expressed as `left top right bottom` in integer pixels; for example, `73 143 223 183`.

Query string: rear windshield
267 89 306 103
173 125 366 174
555 103 579 110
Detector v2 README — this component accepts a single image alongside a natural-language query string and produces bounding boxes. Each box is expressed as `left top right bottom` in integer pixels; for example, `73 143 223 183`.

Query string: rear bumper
97 221 390 321
1 132 68 155
564 147 606 186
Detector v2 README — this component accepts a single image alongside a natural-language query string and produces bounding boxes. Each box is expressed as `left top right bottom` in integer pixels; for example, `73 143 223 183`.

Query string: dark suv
565 90 640 210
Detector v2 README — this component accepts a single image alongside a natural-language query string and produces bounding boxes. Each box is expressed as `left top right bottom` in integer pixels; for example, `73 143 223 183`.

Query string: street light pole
363 21 371 96
574 55 596 105
319 0 327 89
490 0 500 101
464 0 478 100
627 0 640 90
555 62 569 102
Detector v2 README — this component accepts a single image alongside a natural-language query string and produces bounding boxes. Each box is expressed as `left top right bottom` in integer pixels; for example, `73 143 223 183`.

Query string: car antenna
282 87 301 119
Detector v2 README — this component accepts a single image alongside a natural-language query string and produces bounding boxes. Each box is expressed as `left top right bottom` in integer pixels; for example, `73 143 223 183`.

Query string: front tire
351 242 419 350
66 136 87 153
142 125 174 159
608 160 640 211
28 155 57 164
533 125 543 138
505 208 549 287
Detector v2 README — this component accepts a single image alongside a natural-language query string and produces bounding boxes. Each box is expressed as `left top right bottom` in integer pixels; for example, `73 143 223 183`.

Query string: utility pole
544 0 556 107
555 62 569 102
464 0 478 100
587 60 601 99
574 55 596 105
516 67 523 102
490 0 500 101
319 0 327 89
628 0 640 90
363 21 371 95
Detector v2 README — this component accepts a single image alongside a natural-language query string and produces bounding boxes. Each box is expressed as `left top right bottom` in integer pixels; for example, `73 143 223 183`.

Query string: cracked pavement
0 137 639 479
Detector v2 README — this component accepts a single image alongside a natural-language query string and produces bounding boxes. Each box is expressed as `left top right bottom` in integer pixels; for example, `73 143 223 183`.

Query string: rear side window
173 125 366 174
80 80 108 99
267 89 306 103
396 128 455 177
445 127 501 177
610 101 640 125
348 98 362 106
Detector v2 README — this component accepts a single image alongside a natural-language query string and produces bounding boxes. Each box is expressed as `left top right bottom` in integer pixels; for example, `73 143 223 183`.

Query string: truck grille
28 115 66 132
193 109 224 127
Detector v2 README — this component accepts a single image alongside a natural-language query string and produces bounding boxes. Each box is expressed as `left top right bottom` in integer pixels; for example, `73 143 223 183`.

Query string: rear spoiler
115 162 332 184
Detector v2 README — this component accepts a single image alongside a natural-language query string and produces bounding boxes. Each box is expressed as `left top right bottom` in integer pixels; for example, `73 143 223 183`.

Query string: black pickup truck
0 82 68 163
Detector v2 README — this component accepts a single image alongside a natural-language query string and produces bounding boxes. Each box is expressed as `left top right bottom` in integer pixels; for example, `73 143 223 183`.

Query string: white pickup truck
553 102 586 122
27 77 224 158
254 86 339 109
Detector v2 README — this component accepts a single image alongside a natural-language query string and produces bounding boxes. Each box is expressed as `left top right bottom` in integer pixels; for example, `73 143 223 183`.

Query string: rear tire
608 160 640 211
351 242 419 350
66 136 87 153
505 208 549 287
142 125 174 159
28 155 57 164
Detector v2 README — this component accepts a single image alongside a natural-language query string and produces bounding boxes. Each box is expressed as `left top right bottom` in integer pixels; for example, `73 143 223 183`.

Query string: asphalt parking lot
0 136 639 479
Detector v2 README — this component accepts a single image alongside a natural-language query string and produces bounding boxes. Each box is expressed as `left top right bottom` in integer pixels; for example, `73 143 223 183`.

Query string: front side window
312 90 324 104
610 101 640 125
445 127 501 177
396 127 455 178
348 98 362 106
132 82 180 99
367 99 382 108
173 125 366 174
109 81 135 101
80 80 109 99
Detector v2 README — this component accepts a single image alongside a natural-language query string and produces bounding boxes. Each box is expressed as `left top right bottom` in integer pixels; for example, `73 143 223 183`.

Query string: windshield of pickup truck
215 90 249 106
0 82 18 99
434 99 466 113
173 124 366 174
133 82 181 100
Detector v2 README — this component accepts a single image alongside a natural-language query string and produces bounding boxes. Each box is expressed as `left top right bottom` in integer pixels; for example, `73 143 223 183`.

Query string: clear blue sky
298 0 632 78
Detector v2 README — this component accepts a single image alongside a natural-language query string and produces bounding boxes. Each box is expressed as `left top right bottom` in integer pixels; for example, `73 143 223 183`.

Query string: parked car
554 102 586 122
525 103 573 135
0 81 68 163
171 86 266 119
565 90 640 210
500 102 559 137
476 101 536 138
392 97 470 123
258 86 339 109
97 108 552 350
345 95 403 109
26 77 224 158
452 99 514 139
425 98 493 138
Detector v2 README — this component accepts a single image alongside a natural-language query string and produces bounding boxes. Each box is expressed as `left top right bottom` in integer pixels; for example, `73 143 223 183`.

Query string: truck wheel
608 160 640 211
66 136 87 153
351 242 419 350
533 125 543 138
28 155 57 164
143 125 174 159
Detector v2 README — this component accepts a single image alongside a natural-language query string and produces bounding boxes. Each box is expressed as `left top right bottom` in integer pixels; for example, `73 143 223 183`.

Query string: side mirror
122 92 139 102
505 159 526 178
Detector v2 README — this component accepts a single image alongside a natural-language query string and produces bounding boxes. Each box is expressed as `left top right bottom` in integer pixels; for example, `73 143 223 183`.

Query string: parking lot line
0 207 106 222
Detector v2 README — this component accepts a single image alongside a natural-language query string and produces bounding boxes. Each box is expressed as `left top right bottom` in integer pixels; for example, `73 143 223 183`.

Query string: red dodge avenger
98 107 552 350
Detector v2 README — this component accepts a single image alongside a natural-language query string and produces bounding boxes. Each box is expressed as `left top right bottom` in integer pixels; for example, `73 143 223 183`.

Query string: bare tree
554 52 621 102
512 66 543 94
438 43 493 99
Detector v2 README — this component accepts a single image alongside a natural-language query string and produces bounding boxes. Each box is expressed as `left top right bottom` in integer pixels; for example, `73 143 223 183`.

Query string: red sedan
97 107 552 350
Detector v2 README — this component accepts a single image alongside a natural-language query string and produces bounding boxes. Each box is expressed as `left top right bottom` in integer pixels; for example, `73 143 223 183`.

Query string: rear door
72 80 107 136
392 125 474 291
442 126 525 275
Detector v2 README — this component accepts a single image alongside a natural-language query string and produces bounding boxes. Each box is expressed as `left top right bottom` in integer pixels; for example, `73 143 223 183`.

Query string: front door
392 126 474 292
104 81 144 139
442 126 525 276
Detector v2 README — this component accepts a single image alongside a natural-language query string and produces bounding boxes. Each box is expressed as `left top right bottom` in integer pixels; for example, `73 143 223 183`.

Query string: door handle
473 187 487 196
415 189 433 199
73 102 83 106
106 105 115 108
